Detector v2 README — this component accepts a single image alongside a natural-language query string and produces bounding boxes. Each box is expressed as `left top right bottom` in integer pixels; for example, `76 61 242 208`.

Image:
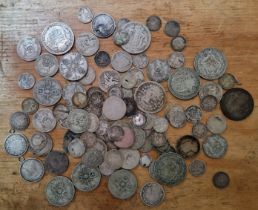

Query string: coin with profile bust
92 13 116 38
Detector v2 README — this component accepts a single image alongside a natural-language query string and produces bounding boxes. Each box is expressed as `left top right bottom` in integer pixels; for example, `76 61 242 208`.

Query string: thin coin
20 158 45 182
165 104 186 128
32 108 56 132
76 32 99 56
102 96 126 120
35 53 58 77
164 20 180 37
176 135 200 159
72 92 88 108
167 52 185 69
45 151 69 175
68 138 86 158
185 105 202 124
77 7 94 23
79 66 96 85
188 159 206 177
62 82 86 107
18 72 35 90
192 122 207 139
29 131 53 156
146 15 162 31
67 109 90 133
200 95 218 112
92 13 116 38
4 133 29 157
199 82 223 102
9 111 30 131
120 149 140 170
111 50 132 72
213 171 230 188
206 114 227 134
218 73 239 90
21 97 39 114
132 53 149 69
147 59 170 82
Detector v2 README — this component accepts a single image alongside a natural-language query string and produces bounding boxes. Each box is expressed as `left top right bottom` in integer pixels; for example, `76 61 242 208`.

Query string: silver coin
99 70 121 92
107 125 124 142
192 122 207 139
33 77 62 106
67 109 90 133
112 30 130 46
99 161 115 176
200 95 218 112
77 7 94 23
108 85 123 98
102 96 126 120
116 18 130 29
165 104 186 128
185 105 202 124
146 15 162 31
167 52 185 69
171 36 186 51
32 108 56 132
45 176 75 207
87 139 107 155
139 153 152 167
20 158 44 182
76 32 99 56
218 73 239 90
95 120 110 137
111 51 132 72
121 22 151 54
121 71 137 89
120 149 140 170
130 127 146 150
139 136 153 153
35 53 58 77
199 82 223 102
53 104 70 128
150 132 167 147
188 159 206 177
68 138 86 158
63 130 81 154
147 59 170 82
87 113 100 132
132 112 147 127
72 92 88 108
41 22 74 55
4 133 29 157
128 68 145 87
122 87 133 98
9 111 30 131
164 20 180 37
194 48 227 80
134 81 166 113
132 53 148 69
29 131 53 156
62 82 86 107
206 114 227 134
153 117 169 133
141 113 156 130
105 149 124 170
21 97 39 114
92 13 116 38
45 151 69 175
16 36 41 61
203 134 228 158
80 131 97 148
18 72 35 90
79 66 96 85
140 182 165 207
81 149 104 168
168 67 200 100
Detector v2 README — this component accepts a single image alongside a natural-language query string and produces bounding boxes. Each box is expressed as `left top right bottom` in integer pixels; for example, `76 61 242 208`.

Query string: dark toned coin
9 111 30 131
164 20 180 37
220 88 254 121
176 135 200 159
200 95 218 112
146 15 162 31
94 51 111 67
63 130 81 153
123 97 137 117
213 171 230 188
88 91 105 108
171 36 186 51
44 151 69 175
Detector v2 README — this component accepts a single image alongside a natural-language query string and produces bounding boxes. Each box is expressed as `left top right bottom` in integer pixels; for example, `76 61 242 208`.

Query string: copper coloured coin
176 135 200 159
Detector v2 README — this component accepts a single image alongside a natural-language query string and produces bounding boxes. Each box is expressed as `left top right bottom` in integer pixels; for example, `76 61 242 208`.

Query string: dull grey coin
105 149 124 170
194 48 227 80
116 18 130 29
185 105 202 124
29 131 53 156
130 127 146 150
9 111 30 131
141 113 156 130
79 66 96 85
139 153 152 167
35 53 58 77
67 109 90 133
218 73 239 90
45 151 69 175
87 139 107 155
200 95 218 112
164 20 180 37
99 161 115 176
81 149 103 168
188 159 206 177
150 132 167 147
140 136 153 153
94 51 111 67
192 122 207 139
21 97 39 114
113 30 130 46
122 87 133 98
147 59 170 82
68 138 86 158
171 36 186 51
108 85 123 98
153 117 169 133
72 92 88 108
113 126 135 149
207 115 227 134
18 72 35 90
45 176 75 207
77 7 94 23
80 131 97 148
121 149 140 170
165 104 186 128
95 120 110 137
203 134 228 159
176 135 200 159
76 32 99 56
102 96 126 120
111 51 132 72
121 71 137 89
88 90 105 108
20 158 45 182
92 13 116 38
213 171 230 188
62 82 86 107
4 133 29 157
146 15 162 31
63 130 81 154
132 53 149 69
99 70 121 92
53 104 70 128
33 77 62 106
167 52 185 69
87 113 100 132
199 82 223 102
41 22 74 55
32 108 56 132
107 125 124 142
132 112 147 127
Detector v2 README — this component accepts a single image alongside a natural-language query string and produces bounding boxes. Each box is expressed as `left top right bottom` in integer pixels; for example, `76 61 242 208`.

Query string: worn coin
176 135 200 159
53 104 69 128
88 90 105 108
102 96 126 120
35 53 58 77
20 158 45 182
68 138 86 158
141 113 156 130
140 136 153 153
153 117 169 133
99 161 115 176
113 30 130 46
122 87 133 98
218 73 239 90
104 149 124 170
130 127 146 150
199 82 223 102
207 114 227 134
213 171 230 188
32 108 56 132
116 18 130 29
4 133 29 157
63 130 81 153
80 131 97 148
18 72 35 90
164 20 180 37
132 53 148 69
88 113 100 132
165 104 186 128
120 149 140 170
45 151 69 175
87 139 107 155
9 111 30 131
77 7 94 23
81 149 103 168
99 70 121 92
146 15 162 31
29 131 53 156
132 112 146 126
171 36 186 51
92 13 116 38
72 92 88 108
107 125 124 142
21 98 39 114
67 109 90 133
121 71 137 89
94 51 111 67
79 66 96 85
114 126 135 149
95 120 110 137
111 51 132 72
185 105 202 124
200 95 218 112
188 159 206 177
167 52 185 69
155 142 176 154
62 82 86 107
139 153 152 167
76 32 99 56
192 122 208 139
108 85 123 98
150 132 167 147
147 59 170 82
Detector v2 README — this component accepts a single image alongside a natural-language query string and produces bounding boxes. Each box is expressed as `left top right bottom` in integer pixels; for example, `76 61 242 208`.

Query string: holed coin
77 7 94 23
21 97 39 114
20 158 44 182
147 59 170 83
213 171 230 188
76 32 99 56
4 133 29 157
18 72 35 90
146 15 162 31
35 53 58 77
188 159 206 177
176 135 200 159
9 111 30 131
32 108 56 132
92 13 116 38
164 20 180 37
206 115 227 134
45 151 69 175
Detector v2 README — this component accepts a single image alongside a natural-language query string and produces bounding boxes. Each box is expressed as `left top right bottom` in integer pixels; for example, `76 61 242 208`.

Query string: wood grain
1 0 258 209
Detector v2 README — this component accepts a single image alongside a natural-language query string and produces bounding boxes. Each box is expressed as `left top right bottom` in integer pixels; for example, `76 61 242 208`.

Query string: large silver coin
33 77 62 106
147 59 170 83
121 22 151 54
35 53 59 77
77 7 94 23
67 109 90 133
20 158 44 182
99 70 121 92
199 82 223 102
134 81 166 113
76 32 99 56
18 72 35 90
9 111 30 131
32 108 56 132
168 67 200 100
29 131 53 156
194 48 227 80
92 13 116 38
62 82 86 107
111 50 132 73
45 176 75 207
41 22 74 55
4 133 29 157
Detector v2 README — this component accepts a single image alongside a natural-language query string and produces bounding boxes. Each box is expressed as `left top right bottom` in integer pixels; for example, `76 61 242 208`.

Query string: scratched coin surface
4 133 29 157
206 114 227 134
35 53 59 77
67 109 90 133
18 72 35 90
199 82 223 102
41 22 74 55
9 111 30 131
92 13 116 38
76 32 99 56
77 7 94 23
185 105 202 124
165 104 186 128
188 159 206 177
79 66 96 85
167 52 185 69
99 70 121 92
29 131 53 156
176 135 200 159
32 108 56 132
45 151 69 175
21 97 39 114
147 59 170 82
111 51 132 72
192 122 208 139
20 158 45 182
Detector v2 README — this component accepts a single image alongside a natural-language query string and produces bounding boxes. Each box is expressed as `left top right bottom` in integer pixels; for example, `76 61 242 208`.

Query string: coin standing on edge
20 158 45 182
4 133 29 157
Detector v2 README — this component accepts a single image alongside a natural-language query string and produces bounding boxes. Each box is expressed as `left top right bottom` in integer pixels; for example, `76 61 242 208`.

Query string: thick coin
164 20 180 37
72 92 88 108
111 51 132 72
213 171 230 188
188 159 206 177
165 104 186 128
41 22 74 55
132 53 149 69
171 36 186 51
99 70 121 92
200 95 218 112
199 82 223 102
108 85 123 98
147 59 170 82
20 158 44 182
120 149 140 169
153 117 169 133
92 13 116 38
192 122 207 139
185 105 202 124
21 97 39 114
68 138 86 158
79 66 96 85
4 133 29 157
45 151 69 175
207 114 227 134
81 149 104 168
76 32 99 56
29 131 53 156
218 73 239 90
132 112 146 126
32 108 56 132
9 111 30 131
167 52 185 69
63 130 81 153
53 104 70 128
176 135 200 159
102 96 126 120
77 7 94 23
18 72 35 90
146 16 162 31
67 109 90 133
35 53 58 77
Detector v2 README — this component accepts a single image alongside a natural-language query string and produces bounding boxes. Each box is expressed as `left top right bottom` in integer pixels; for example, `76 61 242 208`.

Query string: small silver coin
218 73 239 90
95 120 110 137
72 92 88 108
81 149 104 168
35 53 58 77
113 30 130 46
79 66 96 85
33 77 62 106
16 36 41 61
164 20 180 37
111 50 132 72
150 132 167 147
41 22 74 55
21 98 39 114
167 52 185 69
165 104 186 128
146 15 162 31
9 111 30 131
153 117 169 133
18 72 35 90
122 87 133 98
120 149 140 170
29 131 53 156
203 134 228 159
99 70 121 92
68 138 86 158
171 36 186 51
200 95 218 112
188 159 206 177
20 158 44 182
92 13 116 38
192 122 208 139
147 59 170 82
185 105 202 124
104 149 124 170
140 182 165 207
45 176 75 207
80 131 97 148
67 109 90 133
102 96 126 120
32 108 56 132
132 53 149 69
121 71 137 89
107 125 124 142
76 32 99 56
108 85 123 98
94 51 111 67
206 114 227 134
199 82 223 102
4 133 29 157
45 151 69 175
130 127 146 150
53 104 70 128
77 7 94 23
139 153 152 167
132 112 147 127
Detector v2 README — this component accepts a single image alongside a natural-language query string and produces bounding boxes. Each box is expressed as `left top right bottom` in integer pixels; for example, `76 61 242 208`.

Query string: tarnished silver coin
33 77 62 106
140 136 153 153
67 109 90 133
146 15 162 31
200 95 218 112
199 82 223 102
32 108 56 132
53 104 69 128
132 53 148 69
122 87 133 98
21 97 39 114
134 81 166 113
4 133 29 157
192 122 207 139
77 7 94 23
130 127 146 149
20 158 44 182
92 13 116 38
139 153 152 167
41 22 74 55
150 132 167 147
45 176 75 207
107 125 124 142
87 139 107 155
76 32 99 56
29 131 53 156
104 149 124 170
188 159 206 177
207 114 227 134
213 171 230 188
95 120 110 137
121 22 151 54
111 51 132 72
68 138 86 158
167 52 185 69
113 30 130 46
164 20 180 37
129 68 145 87
218 73 239 90
153 117 169 133
102 96 126 120
121 71 137 89
132 112 146 127
35 53 58 77
63 130 81 154
141 113 156 130
194 48 227 80
120 149 140 170
16 36 41 61
99 70 121 92
108 85 123 98
147 59 170 82
185 105 202 124
140 182 165 207
176 135 200 159
9 111 30 131
116 18 130 29
88 89 105 108
171 36 186 51
72 92 88 108
165 104 186 128
18 72 35 90
168 67 200 100
79 66 96 85
81 149 103 168
94 51 111 67
80 131 97 148
203 134 228 159
45 151 69 175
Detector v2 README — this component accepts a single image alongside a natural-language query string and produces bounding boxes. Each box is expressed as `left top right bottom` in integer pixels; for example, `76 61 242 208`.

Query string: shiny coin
121 71 137 89
114 126 135 149
120 149 140 170
218 73 239 90
199 82 223 102
167 52 185 69
164 20 180 37
4 133 29 157
188 159 206 177
194 48 227 80
29 132 53 156
77 7 94 23
165 104 186 128
108 169 137 200
18 72 35 90
139 153 152 167
108 85 123 98
41 22 74 55
45 151 69 175
92 13 116 38
220 88 254 121
150 132 167 147
21 97 39 114
45 176 75 207
20 158 44 182
81 149 103 168
67 109 90 133
80 131 97 148
62 82 86 107
76 32 99 56
79 66 96 85
207 114 227 134
147 59 170 82
32 108 56 132
146 15 162 31
107 125 124 142
102 96 126 120
33 77 62 106
153 117 169 133
105 149 124 170
35 53 58 77
99 70 121 92
16 36 41 61
132 112 146 126
94 51 110 67
132 53 149 69
213 171 230 188
192 122 207 139
68 138 86 158
63 130 81 154
111 51 132 72
176 135 200 159
200 95 218 112
203 134 228 159
185 105 202 124
72 92 88 108
130 127 146 149
113 30 130 46
9 111 29 131
171 36 186 51
53 104 69 128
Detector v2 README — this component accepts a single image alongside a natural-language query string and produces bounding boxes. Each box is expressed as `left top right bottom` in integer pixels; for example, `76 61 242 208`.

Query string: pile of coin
4 6 254 207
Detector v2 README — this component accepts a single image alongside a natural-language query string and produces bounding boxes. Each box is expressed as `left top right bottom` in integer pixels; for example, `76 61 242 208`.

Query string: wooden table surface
1 0 258 209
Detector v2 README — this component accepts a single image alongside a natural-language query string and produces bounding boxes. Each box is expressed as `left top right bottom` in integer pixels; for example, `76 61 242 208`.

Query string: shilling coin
18 72 35 90
194 48 227 80
134 81 166 113
164 20 180 37
94 51 111 67
76 32 99 56
199 82 223 102
203 134 228 159
102 96 126 120
81 149 104 168
218 73 239 90
185 105 202 124
146 15 162 31
45 176 75 207
107 125 124 142
79 66 96 85
72 92 88 108
16 36 41 61
176 135 200 159
41 22 74 55
113 30 130 46
99 70 121 92
108 85 123 98
108 169 137 200
206 114 227 134
35 53 58 77
153 117 169 133
150 132 167 147
192 122 207 139
114 126 135 149
121 22 151 54
111 51 132 72
213 171 230 188
132 53 149 69
20 158 44 182
67 109 90 133
121 71 137 89
139 153 152 167
132 112 146 126
29 132 53 156
72 163 101 192
104 149 124 170
62 82 86 107
140 182 165 207
32 108 56 132
220 88 254 121
92 13 116 38
171 36 186 51
9 111 30 131
147 59 170 82
120 149 140 170
167 52 185 69
80 131 97 148
4 133 29 157
188 159 206 177
45 151 69 175
68 138 86 158
21 97 39 114
63 130 81 153
200 95 218 112
53 104 70 128
77 7 94 23
168 67 200 100
33 77 62 106
165 104 186 128
130 127 146 150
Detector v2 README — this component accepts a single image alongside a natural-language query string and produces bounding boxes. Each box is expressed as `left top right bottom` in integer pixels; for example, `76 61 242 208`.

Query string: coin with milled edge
167 52 185 69
45 151 69 175
20 158 45 182
188 159 206 177
207 115 227 134
146 15 162 31
165 104 186 128
4 133 29 157
92 13 116 38
200 95 218 112
171 36 186 51
29 131 53 156
192 122 207 139
213 171 230 188
76 32 99 56
68 138 86 158
99 70 121 92
77 7 94 23
17 36 41 61
67 109 90 133
218 73 239 90
111 51 132 72
79 66 96 85
199 82 223 102
9 111 30 131
32 108 56 132
147 59 170 82
18 73 35 90
121 149 140 169
176 135 200 159
53 104 69 128
21 98 39 114
35 53 58 77
185 105 202 124
164 20 180 37
62 82 86 107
